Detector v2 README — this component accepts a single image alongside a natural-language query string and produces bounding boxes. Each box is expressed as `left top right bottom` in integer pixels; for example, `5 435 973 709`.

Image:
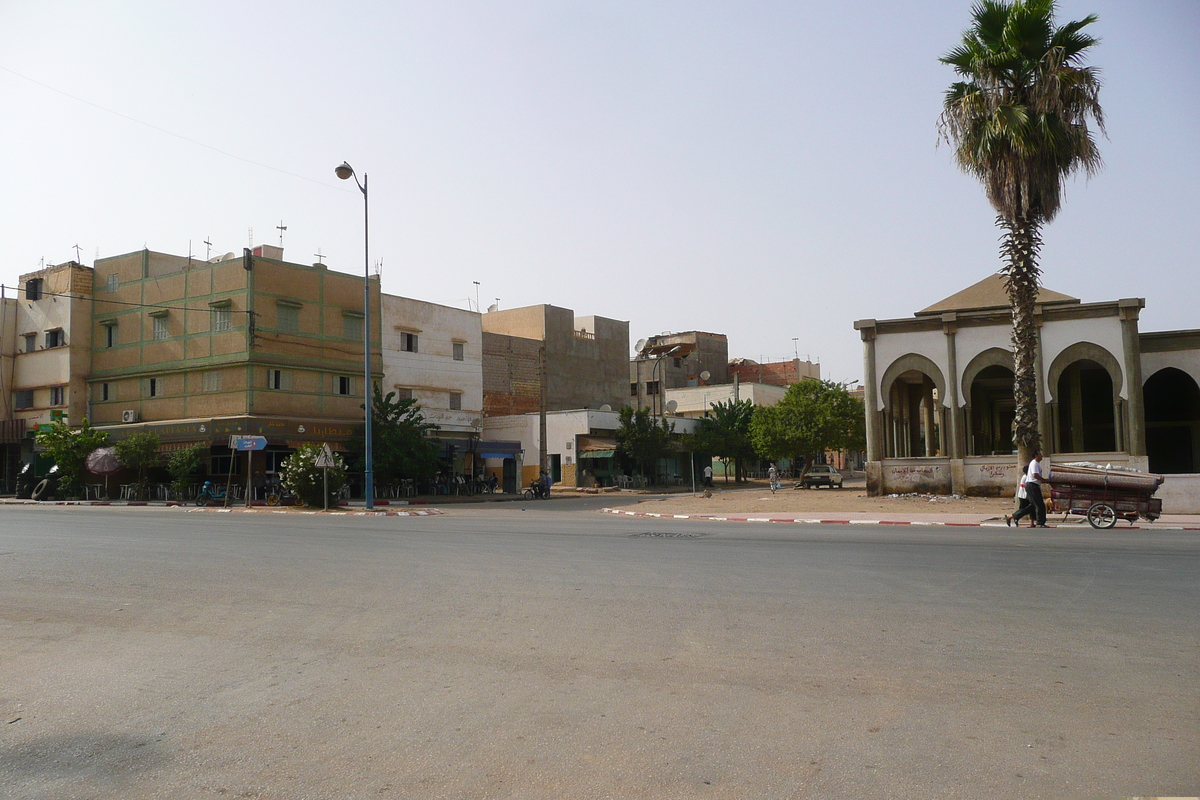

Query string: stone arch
1143 367 1200 473
1047 342 1123 454
961 348 1017 456
878 353 948 458
1046 341 1123 402
960 347 1015 403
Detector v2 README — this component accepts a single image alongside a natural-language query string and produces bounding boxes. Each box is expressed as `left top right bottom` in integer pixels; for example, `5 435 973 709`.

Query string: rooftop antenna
187 239 193 267
248 228 253 248
204 237 213 260
314 248 325 265
277 220 287 247
373 258 382 277
472 281 480 313
72 244 82 263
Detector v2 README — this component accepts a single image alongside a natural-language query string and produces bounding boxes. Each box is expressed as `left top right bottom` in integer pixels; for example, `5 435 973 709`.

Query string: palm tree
939 0 1104 465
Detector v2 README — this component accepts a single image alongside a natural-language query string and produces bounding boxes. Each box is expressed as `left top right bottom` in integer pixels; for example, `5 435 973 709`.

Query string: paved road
1 501 1197 799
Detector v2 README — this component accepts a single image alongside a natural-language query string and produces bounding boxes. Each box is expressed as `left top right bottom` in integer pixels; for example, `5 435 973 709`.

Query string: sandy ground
632 478 1016 517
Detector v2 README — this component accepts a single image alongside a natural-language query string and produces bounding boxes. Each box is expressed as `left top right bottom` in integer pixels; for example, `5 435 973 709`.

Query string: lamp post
335 161 374 510
651 345 683 418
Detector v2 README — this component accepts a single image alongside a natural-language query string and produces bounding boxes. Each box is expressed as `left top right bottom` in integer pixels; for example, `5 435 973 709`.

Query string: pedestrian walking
768 463 779 495
1005 465 1035 527
1021 450 1052 527
703 464 713 487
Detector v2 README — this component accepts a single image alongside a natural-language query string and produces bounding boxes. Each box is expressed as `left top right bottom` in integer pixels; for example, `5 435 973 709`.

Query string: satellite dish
665 400 678 413
487 303 498 313
599 404 612 412
634 338 647 355
700 370 711 381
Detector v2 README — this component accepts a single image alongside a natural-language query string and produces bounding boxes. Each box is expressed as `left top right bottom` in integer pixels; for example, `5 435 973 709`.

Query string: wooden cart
1047 465 1164 529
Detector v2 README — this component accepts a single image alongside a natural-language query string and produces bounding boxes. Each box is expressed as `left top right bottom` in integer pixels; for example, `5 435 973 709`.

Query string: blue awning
475 440 523 459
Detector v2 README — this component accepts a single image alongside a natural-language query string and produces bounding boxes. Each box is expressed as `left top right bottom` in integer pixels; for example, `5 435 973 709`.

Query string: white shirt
1027 459 1046 484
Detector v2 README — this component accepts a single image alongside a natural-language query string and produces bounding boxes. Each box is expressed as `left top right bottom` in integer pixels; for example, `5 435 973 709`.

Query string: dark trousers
1011 494 1033 525
1026 482 1047 525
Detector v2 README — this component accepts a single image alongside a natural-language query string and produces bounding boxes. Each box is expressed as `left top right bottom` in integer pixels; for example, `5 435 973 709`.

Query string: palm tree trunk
999 213 1044 466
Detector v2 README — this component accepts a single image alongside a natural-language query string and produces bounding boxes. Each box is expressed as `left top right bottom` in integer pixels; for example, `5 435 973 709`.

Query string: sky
2 1 1197 386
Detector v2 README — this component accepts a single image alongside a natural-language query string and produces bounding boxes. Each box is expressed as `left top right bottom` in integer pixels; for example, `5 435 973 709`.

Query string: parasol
86 447 123 499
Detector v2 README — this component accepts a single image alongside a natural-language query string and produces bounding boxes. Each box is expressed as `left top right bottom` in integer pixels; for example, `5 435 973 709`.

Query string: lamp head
335 162 355 181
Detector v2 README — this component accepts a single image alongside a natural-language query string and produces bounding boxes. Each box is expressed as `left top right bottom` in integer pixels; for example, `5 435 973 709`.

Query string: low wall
872 459 953 495
1156 474 1200 514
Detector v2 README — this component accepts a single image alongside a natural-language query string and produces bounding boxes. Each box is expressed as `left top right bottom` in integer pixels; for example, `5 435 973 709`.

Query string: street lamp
651 345 683 418
335 161 374 510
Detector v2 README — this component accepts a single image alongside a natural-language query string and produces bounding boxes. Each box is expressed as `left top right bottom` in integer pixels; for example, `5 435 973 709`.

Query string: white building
664 381 786 419
381 294 483 471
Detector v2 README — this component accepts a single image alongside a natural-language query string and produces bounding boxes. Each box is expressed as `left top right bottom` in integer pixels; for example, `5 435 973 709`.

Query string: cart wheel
1087 503 1117 529
265 493 280 507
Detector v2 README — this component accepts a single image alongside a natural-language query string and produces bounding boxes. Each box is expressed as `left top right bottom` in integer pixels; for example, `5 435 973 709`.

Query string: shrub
281 444 347 508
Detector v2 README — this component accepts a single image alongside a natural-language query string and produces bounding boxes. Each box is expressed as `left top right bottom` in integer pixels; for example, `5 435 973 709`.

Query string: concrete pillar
942 314 962 459
923 377 937 457
856 321 883 462
1119 299 1147 456
1035 308 1052 455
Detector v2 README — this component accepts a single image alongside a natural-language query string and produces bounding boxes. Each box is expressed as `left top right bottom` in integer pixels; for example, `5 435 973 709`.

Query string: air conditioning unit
121 409 140 423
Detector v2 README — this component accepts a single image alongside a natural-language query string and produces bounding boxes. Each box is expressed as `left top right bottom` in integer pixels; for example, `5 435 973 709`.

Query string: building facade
629 331 730 413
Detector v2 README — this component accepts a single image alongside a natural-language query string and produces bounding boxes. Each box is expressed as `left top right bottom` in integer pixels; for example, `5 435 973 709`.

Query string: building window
152 315 169 340
452 342 465 361
449 391 462 411
203 372 222 392
277 303 300 334
50 386 66 406
400 332 418 353
25 279 42 301
630 382 639 397
646 381 660 396
45 329 64 348
107 274 119 293
337 376 353 396
267 369 290 390
15 390 34 409
343 313 363 341
102 322 118 348
673 357 683 368
394 388 413 401
98 383 112 402
212 307 232 332
22 333 36 353
146 377 160 398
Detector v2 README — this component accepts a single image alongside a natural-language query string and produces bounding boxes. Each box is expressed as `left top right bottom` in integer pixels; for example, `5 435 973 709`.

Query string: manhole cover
628 531 709 539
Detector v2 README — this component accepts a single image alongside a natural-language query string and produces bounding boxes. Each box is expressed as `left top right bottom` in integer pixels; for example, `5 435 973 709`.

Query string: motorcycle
523 479 550 501
195 480 229 507
264 479 296 507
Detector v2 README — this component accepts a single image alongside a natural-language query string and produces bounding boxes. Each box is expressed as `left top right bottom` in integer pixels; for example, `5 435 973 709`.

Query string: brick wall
482 331 541 417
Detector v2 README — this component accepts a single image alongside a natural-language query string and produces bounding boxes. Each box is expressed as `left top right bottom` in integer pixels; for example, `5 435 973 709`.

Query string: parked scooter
195 480 229 507
264 477 296 506
523 479 549 501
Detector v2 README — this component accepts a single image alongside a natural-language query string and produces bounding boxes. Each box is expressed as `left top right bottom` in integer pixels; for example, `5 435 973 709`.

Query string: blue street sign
229 435 268 451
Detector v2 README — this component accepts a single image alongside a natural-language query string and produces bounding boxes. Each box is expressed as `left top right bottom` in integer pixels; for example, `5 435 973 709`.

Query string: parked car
799 464 843 489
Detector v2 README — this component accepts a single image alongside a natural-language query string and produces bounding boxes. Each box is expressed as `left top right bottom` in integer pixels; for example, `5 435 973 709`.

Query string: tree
349 383 441 489
690 399 756 483
34 419 109 497
615 407 674 483
939 0 1104 465
114 431 161 499
749 380 865 477
166 444 205 501
281 444 348 508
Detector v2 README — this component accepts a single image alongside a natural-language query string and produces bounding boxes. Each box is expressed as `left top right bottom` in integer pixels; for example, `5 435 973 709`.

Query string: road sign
230 435 268 451
313 443 337 468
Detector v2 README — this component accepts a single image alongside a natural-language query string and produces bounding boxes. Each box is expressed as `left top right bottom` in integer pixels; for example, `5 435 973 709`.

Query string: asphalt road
1 499 1197 799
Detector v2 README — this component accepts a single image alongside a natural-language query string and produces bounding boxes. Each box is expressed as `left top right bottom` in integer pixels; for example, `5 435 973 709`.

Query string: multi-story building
629 331 729 412
87 245 380 481
0 262 94 487
381 293 485 475
728 357 820 388
482 304 629 415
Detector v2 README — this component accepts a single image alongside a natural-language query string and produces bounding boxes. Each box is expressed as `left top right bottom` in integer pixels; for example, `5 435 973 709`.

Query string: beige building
87 245 380 481
482 304 629 415
1 262 94 488
629 331 729 413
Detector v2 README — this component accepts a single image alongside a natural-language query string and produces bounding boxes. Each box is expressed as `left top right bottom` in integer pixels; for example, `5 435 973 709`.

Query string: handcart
1047 464 1164 529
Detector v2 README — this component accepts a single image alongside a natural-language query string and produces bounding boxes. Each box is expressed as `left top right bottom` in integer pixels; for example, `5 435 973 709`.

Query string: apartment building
629 331 729 412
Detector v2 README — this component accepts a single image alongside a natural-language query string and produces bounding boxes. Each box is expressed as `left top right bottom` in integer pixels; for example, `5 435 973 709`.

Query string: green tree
689 399 756 483
166 444 205 500
349 383 442 489
939 0 1104 464
616 407 674 483
34 419 109 497
114 431 161 499
749 380 865 477
281 444 348 508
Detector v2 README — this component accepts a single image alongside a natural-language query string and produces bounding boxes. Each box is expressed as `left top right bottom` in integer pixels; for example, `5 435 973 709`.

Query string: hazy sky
2 1 1196 385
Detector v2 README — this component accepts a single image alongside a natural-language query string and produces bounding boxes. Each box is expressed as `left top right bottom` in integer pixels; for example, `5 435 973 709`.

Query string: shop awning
577 436 617 459
475 440 523 459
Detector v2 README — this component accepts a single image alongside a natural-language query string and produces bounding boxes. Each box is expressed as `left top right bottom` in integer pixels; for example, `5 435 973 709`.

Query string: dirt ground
631 478 1015 516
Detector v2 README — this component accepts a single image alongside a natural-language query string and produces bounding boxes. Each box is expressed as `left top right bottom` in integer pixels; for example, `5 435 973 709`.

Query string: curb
178 507 444 517
600 508 1200 530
